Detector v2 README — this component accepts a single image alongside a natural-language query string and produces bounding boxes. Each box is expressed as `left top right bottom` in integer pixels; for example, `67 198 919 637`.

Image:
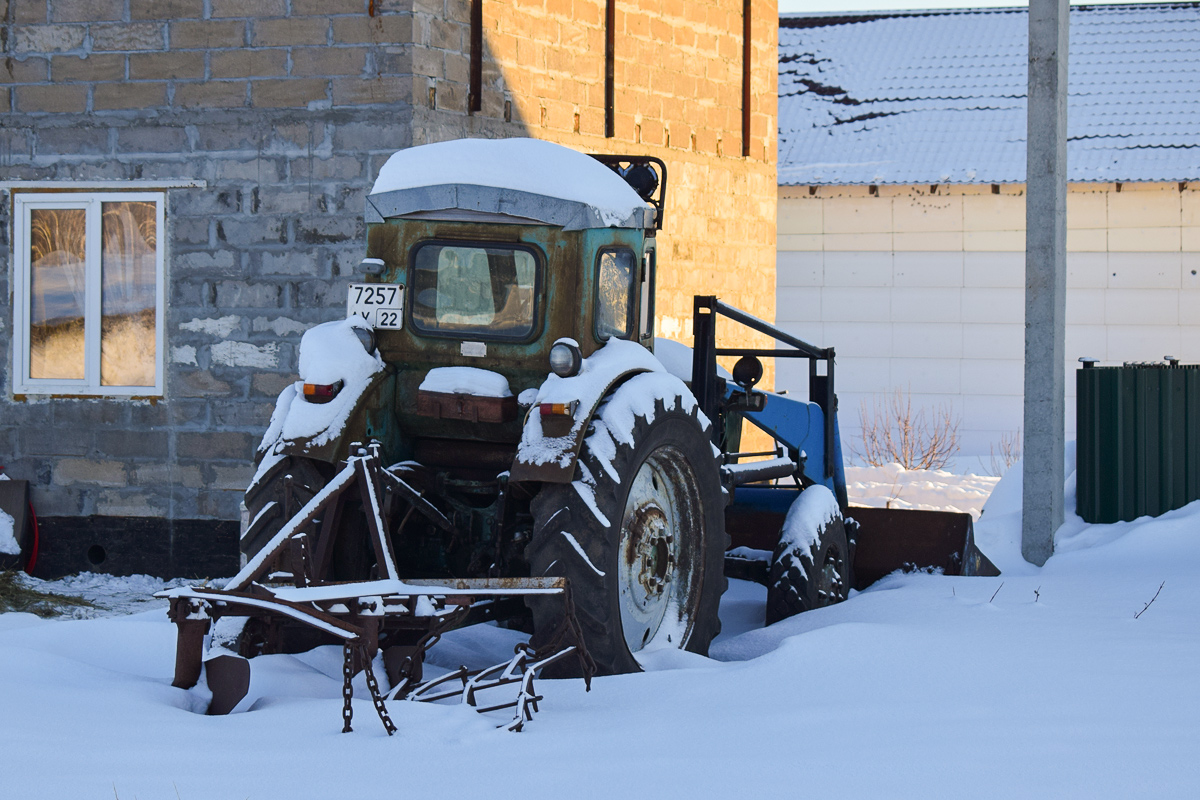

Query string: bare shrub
856 388 960 470
981 428 1022 476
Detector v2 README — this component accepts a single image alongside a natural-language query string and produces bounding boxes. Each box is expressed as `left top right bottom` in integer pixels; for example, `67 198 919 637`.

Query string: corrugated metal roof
778 4 1200 185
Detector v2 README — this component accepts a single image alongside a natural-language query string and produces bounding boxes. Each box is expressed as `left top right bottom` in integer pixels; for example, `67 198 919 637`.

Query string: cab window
595 248 636 340
410 241 539 339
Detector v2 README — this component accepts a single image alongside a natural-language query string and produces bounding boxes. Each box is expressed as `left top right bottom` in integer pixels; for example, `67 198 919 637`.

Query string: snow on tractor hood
257 318 385 461
366 138 654 230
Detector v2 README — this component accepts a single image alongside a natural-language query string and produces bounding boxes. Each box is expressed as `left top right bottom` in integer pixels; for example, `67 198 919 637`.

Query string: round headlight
549 342 582 377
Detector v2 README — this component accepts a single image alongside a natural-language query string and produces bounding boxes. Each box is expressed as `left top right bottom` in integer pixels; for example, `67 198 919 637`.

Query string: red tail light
539 401 578 417
303 380 344 404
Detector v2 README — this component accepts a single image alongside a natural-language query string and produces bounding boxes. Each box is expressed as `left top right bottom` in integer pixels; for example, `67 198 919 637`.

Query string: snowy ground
3 456 1198 799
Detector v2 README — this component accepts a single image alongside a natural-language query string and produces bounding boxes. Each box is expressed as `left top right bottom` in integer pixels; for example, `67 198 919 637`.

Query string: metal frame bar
692 295 838 478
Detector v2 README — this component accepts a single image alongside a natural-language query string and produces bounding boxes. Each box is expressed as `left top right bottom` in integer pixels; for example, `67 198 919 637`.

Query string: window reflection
101 202 156 386
411 243 538 338
28 208 86 380
596 249 635 340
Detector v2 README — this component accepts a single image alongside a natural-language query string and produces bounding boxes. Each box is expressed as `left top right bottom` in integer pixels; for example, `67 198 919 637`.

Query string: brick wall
406 0 780 371
776 182 1200 461
1 0 777 574
1 1 421 574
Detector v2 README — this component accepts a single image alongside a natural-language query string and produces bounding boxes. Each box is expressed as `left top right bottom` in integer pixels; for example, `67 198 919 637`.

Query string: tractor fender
256 318 399 467
511 338 686 484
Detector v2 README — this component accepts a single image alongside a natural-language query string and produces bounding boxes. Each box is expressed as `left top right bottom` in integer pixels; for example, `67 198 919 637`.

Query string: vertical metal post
1022 0 1069 566
469 0 482 114
605 0 615 138
824 354 836 480
692 296 718 443
742 0 752 157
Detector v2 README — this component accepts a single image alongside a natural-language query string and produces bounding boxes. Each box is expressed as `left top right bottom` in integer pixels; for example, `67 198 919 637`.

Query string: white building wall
776 182 1200 464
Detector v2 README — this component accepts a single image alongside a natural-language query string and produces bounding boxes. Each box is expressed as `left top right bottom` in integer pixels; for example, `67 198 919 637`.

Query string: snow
777 483 840 561
419 366 513 398
371 138 650 227
274 317 385 449
558 531 606 577
846 462 1000 519
567 369 705 526
516 338 666 469
653 336 733 382
0 510 18 555
6 447 1200 797
779 5 1200 185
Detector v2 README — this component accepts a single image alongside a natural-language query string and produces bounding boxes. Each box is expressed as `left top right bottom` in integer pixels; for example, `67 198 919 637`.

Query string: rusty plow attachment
158 446 593 734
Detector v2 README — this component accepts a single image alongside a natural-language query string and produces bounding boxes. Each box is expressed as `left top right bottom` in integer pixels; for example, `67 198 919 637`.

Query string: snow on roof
367 138 653 230
778 3 1200 185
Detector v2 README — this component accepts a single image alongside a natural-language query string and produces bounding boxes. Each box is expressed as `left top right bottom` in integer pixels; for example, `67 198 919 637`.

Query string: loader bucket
724 487 999 591
844 505 999 591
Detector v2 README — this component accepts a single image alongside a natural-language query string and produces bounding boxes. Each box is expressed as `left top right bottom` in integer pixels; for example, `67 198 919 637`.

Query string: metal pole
1022 0 1069 566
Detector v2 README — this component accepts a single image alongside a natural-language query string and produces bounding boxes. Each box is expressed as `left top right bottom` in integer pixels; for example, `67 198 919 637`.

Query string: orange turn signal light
539 401 578 417
303 380 344 404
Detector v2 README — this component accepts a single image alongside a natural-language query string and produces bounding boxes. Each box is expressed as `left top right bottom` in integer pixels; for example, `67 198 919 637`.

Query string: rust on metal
847 506 999 590
163 447 593 733
204 654 251 716
416 390 518 423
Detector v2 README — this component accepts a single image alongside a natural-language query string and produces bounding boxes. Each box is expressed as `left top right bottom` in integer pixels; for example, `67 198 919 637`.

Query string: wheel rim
617 445 701 656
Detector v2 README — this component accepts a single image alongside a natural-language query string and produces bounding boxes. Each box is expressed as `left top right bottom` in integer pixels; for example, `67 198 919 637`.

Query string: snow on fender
256 317 385 468
512 338 685 482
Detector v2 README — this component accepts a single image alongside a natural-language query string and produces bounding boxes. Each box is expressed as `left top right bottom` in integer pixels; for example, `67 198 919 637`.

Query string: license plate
347 283 404 330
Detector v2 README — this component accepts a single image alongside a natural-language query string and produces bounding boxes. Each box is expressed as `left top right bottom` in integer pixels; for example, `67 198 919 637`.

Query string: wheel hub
616 446 699 656
629 505 675 597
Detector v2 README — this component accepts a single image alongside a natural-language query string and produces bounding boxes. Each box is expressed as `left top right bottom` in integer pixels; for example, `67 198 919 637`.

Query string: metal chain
341 642 354 733
533 587 596 690
359 644 397 736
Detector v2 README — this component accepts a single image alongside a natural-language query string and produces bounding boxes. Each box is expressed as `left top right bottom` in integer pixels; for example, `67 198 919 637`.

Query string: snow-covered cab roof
366 138 655 231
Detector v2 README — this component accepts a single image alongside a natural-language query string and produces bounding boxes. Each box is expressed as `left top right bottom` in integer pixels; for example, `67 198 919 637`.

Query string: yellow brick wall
410 0 779 385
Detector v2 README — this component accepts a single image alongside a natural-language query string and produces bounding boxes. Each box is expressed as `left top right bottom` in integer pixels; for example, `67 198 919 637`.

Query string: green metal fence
1076 360 1200 524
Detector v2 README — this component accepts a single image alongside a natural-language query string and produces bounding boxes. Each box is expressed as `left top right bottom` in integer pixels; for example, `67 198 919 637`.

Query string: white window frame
12 192 166 397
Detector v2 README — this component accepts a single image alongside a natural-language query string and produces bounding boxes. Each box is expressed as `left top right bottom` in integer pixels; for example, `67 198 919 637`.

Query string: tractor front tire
766 488 852 625
526 380 726 675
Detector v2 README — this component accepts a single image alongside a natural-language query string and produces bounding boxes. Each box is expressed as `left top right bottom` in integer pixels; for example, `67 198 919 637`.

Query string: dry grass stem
0 570 95 617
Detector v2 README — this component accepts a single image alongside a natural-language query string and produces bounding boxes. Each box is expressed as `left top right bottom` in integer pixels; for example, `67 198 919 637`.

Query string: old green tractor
162 138 994 729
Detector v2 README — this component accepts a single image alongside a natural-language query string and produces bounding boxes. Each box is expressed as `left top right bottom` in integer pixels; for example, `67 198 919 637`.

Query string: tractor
161 138 995 730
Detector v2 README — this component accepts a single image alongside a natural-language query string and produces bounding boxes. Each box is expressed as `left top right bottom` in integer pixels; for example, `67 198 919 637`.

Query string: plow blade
724 487 999 591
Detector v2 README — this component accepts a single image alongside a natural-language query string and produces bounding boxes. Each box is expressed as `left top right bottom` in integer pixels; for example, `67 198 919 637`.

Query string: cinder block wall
776 182 1200 463
1 1 422 575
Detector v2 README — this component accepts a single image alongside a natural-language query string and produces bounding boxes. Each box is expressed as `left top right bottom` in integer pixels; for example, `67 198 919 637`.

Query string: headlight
549 341 582 377
352 325 377 354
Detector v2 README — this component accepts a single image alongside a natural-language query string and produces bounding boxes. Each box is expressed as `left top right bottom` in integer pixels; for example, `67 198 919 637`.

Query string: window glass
28 208 87 380
16 193 163 396
596 248 636 340
101 201 157 387
410 242 538 338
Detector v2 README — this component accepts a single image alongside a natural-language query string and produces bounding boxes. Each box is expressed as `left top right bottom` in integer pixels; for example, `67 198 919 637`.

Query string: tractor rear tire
242 455 334 563
766 489 852 625
526 383 726 675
